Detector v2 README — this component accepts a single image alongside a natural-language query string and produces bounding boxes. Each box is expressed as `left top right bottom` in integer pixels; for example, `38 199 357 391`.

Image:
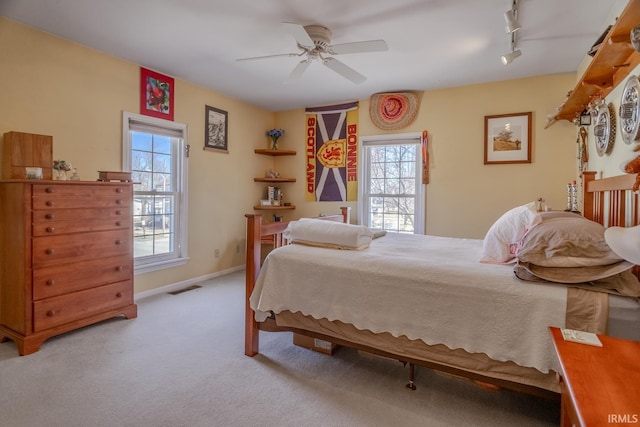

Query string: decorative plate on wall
619 75 640 145
594 103 616 156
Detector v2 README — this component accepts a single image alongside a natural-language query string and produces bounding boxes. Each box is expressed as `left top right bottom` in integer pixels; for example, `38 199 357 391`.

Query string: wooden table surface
549 327 640 426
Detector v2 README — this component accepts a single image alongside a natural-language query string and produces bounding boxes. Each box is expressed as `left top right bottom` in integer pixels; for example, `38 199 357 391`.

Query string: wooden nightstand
549 327 640 427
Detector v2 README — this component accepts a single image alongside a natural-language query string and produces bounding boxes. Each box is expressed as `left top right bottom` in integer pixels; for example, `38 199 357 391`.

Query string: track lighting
500 0 521 65
504 10 521 34
501 49 521 65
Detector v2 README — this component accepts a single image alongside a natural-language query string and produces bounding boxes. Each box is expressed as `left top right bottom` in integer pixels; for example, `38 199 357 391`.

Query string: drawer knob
116 292 123 298
45 187 55 193
115 266 123 272
45 201 54 207
45 248 55 255
115 240 122 245
116 199 123 205
45 213 55 220
115 210 122 215
116 188 123 193
46 310 56 317
46 279 55 286
115 221 122 226
46 226 55 233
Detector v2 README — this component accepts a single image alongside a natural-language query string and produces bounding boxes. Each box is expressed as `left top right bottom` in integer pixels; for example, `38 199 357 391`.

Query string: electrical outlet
214 249 220 258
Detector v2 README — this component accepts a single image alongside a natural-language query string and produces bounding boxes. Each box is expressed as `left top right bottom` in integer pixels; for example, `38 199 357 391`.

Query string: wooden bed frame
244 171 638 399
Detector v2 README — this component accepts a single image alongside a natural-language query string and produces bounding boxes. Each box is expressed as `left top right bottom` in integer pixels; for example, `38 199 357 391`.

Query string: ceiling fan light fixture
501 49 521 65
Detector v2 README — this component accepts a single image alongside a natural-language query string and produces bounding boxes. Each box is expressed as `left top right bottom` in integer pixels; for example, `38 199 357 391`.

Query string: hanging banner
305 102 359 201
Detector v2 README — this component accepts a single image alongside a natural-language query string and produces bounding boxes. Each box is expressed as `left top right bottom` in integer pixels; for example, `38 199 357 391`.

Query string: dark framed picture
140 67 174 121
204 105 228 152
484 112 532 164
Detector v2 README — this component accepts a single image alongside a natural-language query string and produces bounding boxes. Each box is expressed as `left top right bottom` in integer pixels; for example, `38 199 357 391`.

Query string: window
122 112 189 273
360 134 424 234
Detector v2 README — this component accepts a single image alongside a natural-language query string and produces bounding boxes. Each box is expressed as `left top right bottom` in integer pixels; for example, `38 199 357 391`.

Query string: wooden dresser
0 180 137 355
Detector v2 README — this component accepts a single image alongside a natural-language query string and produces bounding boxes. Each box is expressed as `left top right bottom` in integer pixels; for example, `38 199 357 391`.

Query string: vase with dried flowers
266 128 285 150
53 160 72 180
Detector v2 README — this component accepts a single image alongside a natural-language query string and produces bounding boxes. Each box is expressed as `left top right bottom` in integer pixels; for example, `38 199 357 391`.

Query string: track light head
501 49 521 65
504 10 521 33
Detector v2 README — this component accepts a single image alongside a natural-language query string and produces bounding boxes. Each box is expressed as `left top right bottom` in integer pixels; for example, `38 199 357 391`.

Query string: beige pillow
516 216 623 267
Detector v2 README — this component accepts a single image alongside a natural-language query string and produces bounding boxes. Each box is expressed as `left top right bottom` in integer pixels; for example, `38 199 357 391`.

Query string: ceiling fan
237 22 388 84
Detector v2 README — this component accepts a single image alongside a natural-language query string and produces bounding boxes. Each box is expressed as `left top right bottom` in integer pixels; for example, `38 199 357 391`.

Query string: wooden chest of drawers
0 180 137 355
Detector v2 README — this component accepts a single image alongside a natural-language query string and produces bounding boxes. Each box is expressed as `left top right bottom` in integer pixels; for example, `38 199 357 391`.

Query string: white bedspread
250 232 567 373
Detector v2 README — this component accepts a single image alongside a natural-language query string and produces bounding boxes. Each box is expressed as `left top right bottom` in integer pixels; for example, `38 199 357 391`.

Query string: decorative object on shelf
619 75 640 145
53 160 72 180
484 112 532 164
97 171 133 182
577 127 589 172
594 102 616 156
266 128 285 150
25 167 43 180
564 181 580 213
266 168 280 179
631 24 640 52
69 169 80 181
369 92 418 130
140 67 174 121
204 105 228 152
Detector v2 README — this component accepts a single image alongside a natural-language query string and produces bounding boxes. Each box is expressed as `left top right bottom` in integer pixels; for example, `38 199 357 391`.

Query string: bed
244 171 640 399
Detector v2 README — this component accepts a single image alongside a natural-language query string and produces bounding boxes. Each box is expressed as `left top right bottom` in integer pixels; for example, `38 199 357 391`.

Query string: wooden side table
549 327 640 427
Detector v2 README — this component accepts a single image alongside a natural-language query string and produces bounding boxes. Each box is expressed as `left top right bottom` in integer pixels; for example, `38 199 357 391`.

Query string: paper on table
561 328 603 347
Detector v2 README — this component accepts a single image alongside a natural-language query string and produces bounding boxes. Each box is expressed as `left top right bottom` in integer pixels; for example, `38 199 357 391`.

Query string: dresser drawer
33 280 133 332
33 215 130 236
33 229 132 267
33 207 130 224
32 184 131 210
33 254 131 300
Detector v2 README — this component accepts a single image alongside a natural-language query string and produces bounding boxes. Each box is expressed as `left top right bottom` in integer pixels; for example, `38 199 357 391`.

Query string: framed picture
204 105 228 152
484 112 532 164
140 67 174 121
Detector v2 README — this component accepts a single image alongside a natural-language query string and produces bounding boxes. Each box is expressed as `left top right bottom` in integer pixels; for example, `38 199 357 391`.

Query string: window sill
134 257 189 275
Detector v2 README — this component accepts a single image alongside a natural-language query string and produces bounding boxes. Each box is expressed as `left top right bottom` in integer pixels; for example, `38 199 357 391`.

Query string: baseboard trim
134 265 244 301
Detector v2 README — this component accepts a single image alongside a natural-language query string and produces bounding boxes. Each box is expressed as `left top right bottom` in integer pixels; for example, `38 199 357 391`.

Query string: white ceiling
0 0 618 112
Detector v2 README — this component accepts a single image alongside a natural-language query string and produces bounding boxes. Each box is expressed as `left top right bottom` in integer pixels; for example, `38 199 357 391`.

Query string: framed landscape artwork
204 105 228 152
140 67 174 121
484 112 532 164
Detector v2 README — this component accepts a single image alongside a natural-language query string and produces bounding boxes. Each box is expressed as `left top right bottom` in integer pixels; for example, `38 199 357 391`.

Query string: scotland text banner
305 102 359 201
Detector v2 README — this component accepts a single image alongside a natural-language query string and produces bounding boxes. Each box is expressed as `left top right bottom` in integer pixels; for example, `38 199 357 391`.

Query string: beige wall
1 15 629 293
0 17 275 294
275 74 578 239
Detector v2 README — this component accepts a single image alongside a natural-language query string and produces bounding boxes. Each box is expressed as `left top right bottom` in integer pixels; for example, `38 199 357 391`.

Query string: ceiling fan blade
236 52 302 62
323 57 366 84
329 39 388 55
282 22 315 49
287 60 311 81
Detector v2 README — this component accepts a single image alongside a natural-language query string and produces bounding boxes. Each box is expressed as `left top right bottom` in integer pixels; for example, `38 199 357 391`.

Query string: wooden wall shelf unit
553 0 640 123
254 146 297 212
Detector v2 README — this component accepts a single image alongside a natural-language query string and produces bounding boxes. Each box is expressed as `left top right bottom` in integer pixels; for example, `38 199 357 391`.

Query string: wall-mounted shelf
254 149 296 156
253 205 296 210
254 177 296 183
551 0 640 124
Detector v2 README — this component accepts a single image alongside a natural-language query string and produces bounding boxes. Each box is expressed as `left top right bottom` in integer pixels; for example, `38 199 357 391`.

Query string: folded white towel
284 218 374 250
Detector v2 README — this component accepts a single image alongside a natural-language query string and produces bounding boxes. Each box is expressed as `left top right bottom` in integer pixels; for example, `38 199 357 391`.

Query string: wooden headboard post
244 207 351 357
581 171 597 223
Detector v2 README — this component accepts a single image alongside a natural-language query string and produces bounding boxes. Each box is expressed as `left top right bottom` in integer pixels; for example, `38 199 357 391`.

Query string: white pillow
480 202 541 264
283 218 374 250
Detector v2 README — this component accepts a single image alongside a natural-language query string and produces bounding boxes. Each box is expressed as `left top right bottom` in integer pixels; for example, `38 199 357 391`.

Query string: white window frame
122 111 189 274
358 133 425 234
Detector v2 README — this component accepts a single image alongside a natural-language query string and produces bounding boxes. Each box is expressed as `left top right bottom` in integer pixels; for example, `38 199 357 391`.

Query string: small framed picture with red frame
140 67 174 121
